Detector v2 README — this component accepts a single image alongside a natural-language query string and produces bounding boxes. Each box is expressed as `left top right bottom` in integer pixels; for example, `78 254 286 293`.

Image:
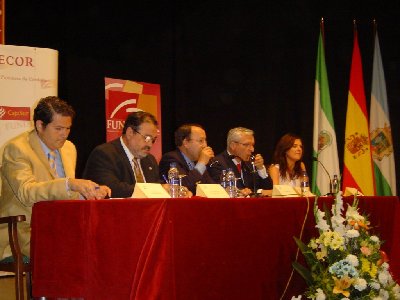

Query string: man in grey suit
83 111 162 198
0 96 110 257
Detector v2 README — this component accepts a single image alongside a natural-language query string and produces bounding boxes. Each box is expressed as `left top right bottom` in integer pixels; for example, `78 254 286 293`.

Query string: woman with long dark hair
269 133 306 187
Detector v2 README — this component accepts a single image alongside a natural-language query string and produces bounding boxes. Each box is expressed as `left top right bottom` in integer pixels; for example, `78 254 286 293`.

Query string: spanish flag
342 26 375 195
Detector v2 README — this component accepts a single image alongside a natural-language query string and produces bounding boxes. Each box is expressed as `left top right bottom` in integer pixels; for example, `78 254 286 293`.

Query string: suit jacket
83 138 160 198
0 130 80 257
159 149 215 194
207 150 272 191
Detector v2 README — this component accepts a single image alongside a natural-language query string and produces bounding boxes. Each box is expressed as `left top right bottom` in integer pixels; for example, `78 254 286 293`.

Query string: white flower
370 235 380 243
379 289 389 300
299 193 400 299
346 206 364 221
315 209 325 220
346 254 359 266
370 281 381 290
315 220 330 232
331 214 345 228
381 262 389 271
315 288 326 300
334 225 346 237
315 209 330 231
378 270 391 286
392 284 400 299
354 278 367 291
333 192 344 215
345 229 360 238
331 215 346 234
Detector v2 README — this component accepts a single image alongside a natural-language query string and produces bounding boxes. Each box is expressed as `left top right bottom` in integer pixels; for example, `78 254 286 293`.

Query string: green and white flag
312 27 340 196
369 30 396 196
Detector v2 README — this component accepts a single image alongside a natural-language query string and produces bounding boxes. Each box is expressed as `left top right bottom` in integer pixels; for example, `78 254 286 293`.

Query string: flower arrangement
292 193 400 299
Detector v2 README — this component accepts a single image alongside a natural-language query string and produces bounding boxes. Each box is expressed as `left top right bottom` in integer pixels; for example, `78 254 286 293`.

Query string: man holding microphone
208 127 272 196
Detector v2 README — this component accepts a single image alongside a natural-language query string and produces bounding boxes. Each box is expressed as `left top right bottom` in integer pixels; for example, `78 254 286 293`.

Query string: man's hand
254 154 265 170
260 189 272 197
197 146 214 165
96 185 112 199
68 178 111 199
240 188 253 197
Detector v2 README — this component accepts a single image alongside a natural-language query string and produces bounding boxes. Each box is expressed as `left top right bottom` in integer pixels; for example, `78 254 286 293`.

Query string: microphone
250 155 256 173
313 156 333 195
209 158 219 167
249 154 258 195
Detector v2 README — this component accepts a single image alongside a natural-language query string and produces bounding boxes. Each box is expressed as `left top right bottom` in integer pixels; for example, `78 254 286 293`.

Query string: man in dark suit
208 127 272 197
159 124 216 194
83 111 161 198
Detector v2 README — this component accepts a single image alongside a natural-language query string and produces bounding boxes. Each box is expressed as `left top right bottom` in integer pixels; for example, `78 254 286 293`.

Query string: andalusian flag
369 29 396 196
342 27 375 195
312 22 340 196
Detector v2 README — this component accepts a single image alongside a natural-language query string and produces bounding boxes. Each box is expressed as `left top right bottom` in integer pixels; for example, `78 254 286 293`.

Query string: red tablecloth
30 196 400 299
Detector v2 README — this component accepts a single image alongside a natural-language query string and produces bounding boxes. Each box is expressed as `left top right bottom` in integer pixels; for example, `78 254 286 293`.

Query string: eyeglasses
134 129 157 144
189 138 207 144
233 141 254 148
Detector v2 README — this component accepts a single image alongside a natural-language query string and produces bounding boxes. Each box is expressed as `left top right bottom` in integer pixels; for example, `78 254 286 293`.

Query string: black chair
0 215 32 300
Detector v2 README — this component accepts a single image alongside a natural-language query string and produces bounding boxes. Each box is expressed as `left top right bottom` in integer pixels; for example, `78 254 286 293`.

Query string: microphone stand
313 157 333 196
250 155 258 197
208 158 219 168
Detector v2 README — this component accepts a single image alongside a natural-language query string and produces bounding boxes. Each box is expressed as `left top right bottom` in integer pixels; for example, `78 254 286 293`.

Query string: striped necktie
48 150 58 177
132 158 145 183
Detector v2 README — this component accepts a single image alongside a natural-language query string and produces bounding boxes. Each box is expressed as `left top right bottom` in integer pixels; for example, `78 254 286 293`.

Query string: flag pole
353 19 357 34
320 17 325 47
373 19 377 40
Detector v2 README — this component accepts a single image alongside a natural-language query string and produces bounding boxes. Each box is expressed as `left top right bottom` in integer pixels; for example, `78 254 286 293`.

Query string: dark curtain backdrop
5 0 400 192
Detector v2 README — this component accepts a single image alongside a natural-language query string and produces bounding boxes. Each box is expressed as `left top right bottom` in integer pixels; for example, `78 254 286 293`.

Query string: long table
30 196 400 299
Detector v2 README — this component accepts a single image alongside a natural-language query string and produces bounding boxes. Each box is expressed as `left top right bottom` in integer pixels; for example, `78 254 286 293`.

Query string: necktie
132 158 145 183
188 161 195 170
236 162 242 174
48 150 58 177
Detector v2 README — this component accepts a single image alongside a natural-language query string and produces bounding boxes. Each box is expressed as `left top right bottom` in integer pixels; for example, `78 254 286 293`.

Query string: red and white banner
0 45 57 262
105 77 162 161
0 106 30 120
0 45 58 165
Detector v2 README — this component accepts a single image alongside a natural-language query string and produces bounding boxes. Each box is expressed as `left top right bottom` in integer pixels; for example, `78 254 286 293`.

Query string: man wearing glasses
159 124 216 194
208 127 272 197
83 111 161 198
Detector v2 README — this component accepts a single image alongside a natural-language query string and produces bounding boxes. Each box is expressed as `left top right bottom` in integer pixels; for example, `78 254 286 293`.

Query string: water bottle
331 174 339 195
220 169 227 188
168 162 180 198
225 168 236 198
300 170 309 196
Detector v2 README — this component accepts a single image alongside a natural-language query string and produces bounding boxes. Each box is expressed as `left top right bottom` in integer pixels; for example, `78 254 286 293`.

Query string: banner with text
0 45 58 194
105 77 162 161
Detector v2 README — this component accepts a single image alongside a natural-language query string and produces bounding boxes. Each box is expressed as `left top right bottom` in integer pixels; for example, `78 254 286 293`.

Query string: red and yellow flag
342 27 375 195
